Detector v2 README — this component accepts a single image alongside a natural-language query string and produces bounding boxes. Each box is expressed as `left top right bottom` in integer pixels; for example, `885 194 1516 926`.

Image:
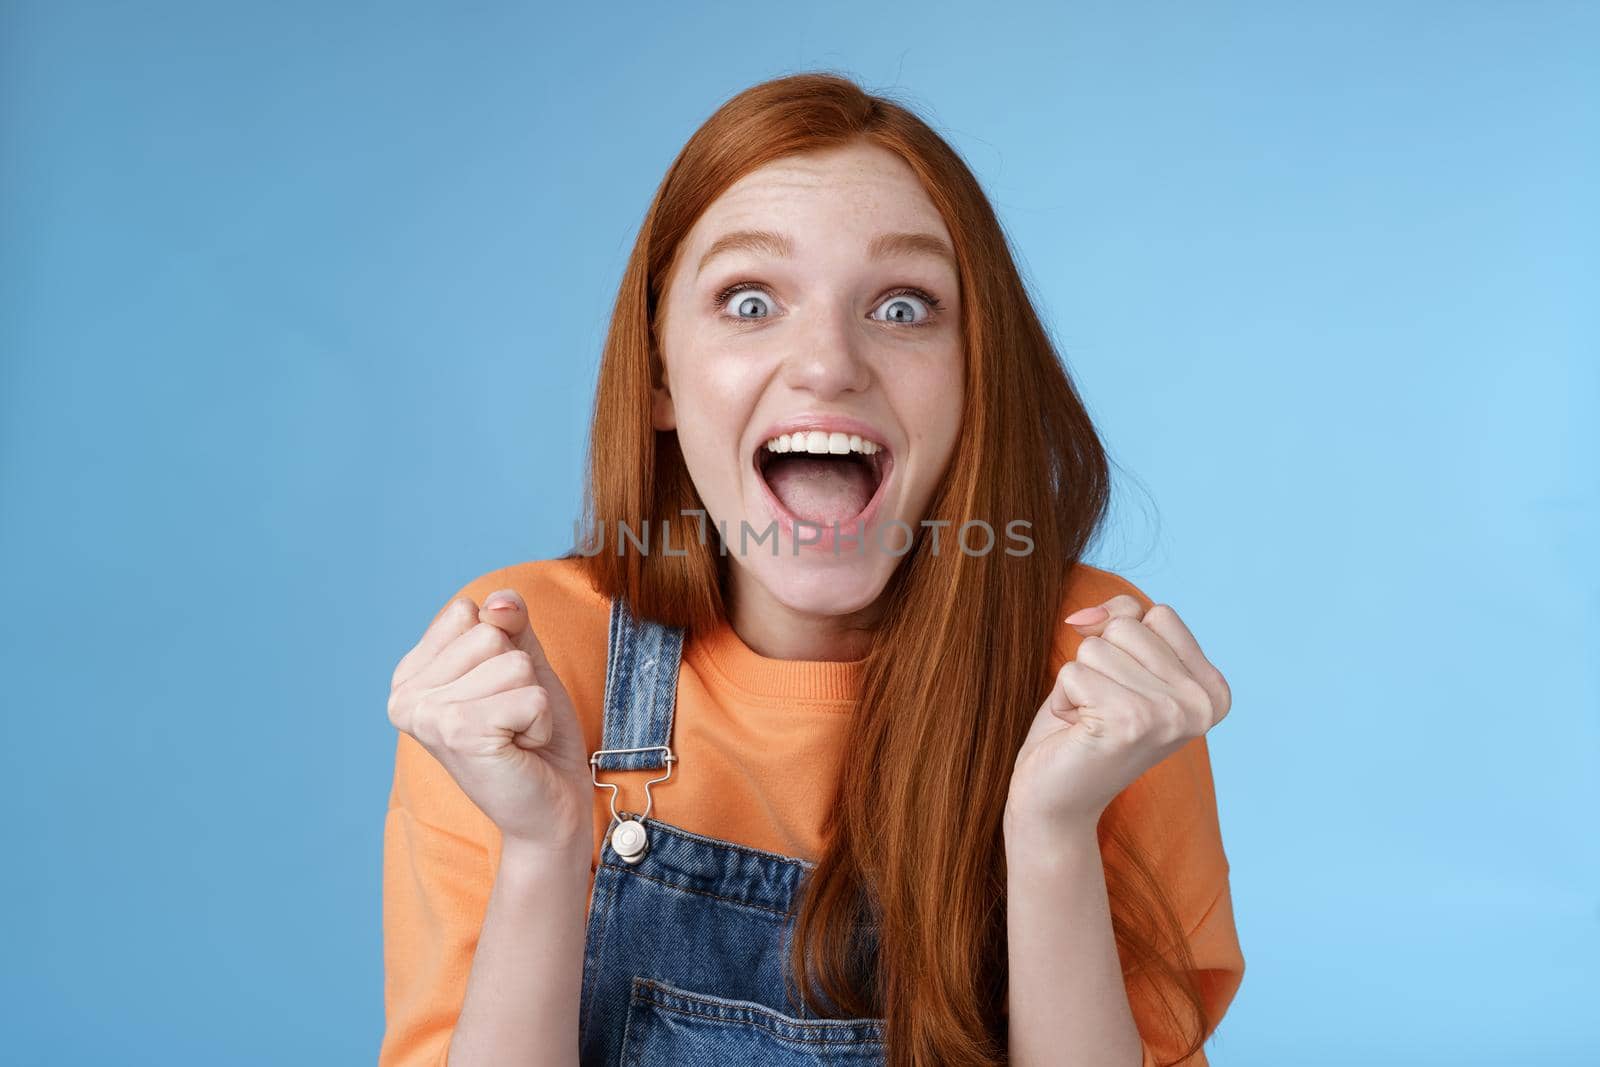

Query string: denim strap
593 596 684 771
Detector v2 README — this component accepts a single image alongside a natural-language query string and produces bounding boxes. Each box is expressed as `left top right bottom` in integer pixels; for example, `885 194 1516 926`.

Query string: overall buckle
589 745 676 864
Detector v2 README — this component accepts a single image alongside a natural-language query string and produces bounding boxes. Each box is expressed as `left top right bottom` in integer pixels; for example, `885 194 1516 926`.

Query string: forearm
1004 814 1145 1067
447 838 591 1067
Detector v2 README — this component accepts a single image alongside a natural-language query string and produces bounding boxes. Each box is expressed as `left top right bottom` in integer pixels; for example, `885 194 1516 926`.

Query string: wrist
1003 805 1101 862
497 834 591 885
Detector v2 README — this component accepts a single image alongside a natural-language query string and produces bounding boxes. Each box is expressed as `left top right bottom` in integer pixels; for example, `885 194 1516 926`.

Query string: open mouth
751 429 893 537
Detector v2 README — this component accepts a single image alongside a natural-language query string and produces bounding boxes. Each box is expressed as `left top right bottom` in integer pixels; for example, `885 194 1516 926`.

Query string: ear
650 362 676 431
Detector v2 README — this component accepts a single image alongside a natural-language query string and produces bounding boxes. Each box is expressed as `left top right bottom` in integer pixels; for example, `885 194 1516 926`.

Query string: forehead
688 143 950 248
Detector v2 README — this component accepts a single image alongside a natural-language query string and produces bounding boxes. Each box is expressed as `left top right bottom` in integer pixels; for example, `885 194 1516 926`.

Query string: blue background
3 2 1595 1063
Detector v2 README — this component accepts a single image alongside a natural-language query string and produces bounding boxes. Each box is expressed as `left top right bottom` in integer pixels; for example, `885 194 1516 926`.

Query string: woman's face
655 140 964 622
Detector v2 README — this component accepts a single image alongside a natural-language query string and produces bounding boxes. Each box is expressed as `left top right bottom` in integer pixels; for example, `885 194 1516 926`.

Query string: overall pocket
619 975 885 1066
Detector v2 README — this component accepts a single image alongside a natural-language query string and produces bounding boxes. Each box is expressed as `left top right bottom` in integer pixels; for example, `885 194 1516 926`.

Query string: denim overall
578 598 887 1066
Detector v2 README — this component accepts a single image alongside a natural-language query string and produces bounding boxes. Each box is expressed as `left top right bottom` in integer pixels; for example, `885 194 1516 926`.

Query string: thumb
1021 674 1081 751
479 589 560 689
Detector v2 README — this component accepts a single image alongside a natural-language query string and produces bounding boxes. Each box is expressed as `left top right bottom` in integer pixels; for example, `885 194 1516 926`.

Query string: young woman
382 72 1244 1067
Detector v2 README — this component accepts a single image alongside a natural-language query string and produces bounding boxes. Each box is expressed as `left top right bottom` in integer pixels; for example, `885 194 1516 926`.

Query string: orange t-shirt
380 556 1244 1066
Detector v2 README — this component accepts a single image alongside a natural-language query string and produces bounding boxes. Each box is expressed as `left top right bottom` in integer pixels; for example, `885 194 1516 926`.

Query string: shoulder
1060 561 1158 616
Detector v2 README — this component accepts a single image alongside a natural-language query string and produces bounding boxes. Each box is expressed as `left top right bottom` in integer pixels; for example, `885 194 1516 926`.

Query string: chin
741 552 894 621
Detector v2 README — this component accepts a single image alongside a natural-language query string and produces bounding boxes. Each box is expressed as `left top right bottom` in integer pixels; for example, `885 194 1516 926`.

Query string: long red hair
576 71 1209 1065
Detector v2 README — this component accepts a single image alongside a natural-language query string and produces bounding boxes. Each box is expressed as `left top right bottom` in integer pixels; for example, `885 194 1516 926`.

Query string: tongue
764 456 875 524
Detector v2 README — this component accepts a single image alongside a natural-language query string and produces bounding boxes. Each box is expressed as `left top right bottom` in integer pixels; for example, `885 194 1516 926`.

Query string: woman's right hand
387 588 592 856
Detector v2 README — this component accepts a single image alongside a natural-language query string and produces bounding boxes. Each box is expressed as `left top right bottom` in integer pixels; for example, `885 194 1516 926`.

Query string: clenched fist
1007 594 1232 837
387 589 592 855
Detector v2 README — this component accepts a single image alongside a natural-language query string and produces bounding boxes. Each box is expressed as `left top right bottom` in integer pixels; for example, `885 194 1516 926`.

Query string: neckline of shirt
688 616 865 707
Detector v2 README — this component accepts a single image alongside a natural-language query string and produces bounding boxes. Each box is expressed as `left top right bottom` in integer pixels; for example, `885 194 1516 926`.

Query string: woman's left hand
1006 594 1232 837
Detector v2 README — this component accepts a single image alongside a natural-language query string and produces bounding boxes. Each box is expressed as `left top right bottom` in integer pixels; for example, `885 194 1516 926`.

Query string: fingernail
1065 605 1108 625
485 595 517 612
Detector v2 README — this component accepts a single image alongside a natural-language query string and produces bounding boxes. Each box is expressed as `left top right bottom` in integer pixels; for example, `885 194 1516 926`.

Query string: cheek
664 351 761 471
899 351 965 461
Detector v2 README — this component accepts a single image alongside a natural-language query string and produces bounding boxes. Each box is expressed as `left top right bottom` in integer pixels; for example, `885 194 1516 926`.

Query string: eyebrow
695 228 957 277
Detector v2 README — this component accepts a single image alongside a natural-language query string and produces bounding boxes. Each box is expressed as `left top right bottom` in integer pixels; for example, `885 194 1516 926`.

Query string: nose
779 305 872 399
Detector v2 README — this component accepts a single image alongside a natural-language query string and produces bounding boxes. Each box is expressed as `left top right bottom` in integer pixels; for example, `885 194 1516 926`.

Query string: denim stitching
577 866 622 1040
597 859 797 919
628 976 885 1046
642 815 819 871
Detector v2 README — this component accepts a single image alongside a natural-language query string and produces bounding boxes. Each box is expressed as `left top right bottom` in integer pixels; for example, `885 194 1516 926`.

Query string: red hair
576 71 1210 1065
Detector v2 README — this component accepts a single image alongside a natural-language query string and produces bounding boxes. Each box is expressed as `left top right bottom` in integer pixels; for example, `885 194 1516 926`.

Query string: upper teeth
764 431 882 456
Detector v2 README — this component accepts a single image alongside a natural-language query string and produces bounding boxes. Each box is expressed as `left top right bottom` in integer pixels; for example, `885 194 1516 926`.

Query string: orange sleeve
378 571 511 1067
1119 736 1244 1067
1059 567 1246 1065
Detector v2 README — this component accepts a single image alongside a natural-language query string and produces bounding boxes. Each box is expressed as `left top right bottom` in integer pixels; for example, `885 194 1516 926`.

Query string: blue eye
718 286 774 320
872 291 936 325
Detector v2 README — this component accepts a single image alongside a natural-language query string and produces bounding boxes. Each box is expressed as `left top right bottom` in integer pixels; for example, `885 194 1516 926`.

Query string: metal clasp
589 745 676 864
